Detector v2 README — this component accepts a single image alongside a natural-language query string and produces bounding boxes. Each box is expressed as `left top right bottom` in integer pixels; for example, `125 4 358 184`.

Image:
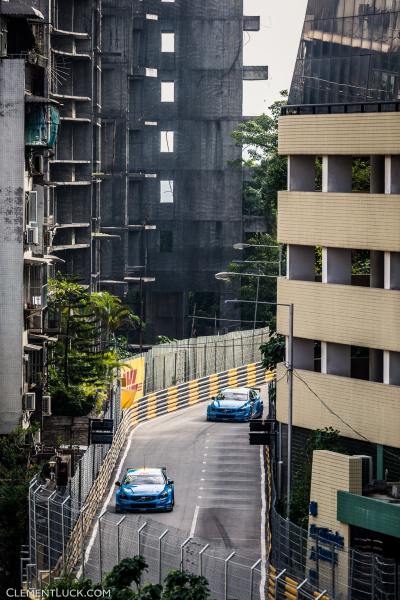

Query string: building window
160 131 174 152
161 32 175 52
161 81 175 102
160 180 174 203
160 230 173 252
145 67 158 78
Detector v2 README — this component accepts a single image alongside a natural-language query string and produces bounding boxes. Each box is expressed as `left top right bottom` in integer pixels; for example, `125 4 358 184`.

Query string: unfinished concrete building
99 0 267 339
48 0 102 287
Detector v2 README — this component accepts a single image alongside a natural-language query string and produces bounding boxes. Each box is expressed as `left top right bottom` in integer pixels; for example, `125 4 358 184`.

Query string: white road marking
76 420 145 578
190 504 200 537
260 446 267 600
202 461 207 464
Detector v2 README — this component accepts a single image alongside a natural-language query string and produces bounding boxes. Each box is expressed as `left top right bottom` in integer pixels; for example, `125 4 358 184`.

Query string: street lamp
233 242 281 250
215 271 276 330
225 298 294 520
124 275 156 352
233 243 283 277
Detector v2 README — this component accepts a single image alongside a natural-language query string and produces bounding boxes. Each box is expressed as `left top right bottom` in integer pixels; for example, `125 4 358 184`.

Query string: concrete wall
0 59 25 432
276 364 400 448
279 191 400 251
307 451 363 599
277 278 400 352
279 112 400 155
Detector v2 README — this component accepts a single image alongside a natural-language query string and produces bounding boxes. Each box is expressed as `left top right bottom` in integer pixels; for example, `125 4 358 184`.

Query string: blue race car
115 467 174 513
206 387 263 422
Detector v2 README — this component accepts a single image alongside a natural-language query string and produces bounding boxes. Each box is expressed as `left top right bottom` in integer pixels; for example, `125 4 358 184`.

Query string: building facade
0 0 61 433
277 0 400 596
99 0 267 340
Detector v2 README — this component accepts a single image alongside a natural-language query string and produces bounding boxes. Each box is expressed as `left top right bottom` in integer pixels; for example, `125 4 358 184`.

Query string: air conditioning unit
42 395 52 417
23 392 36 412
26 225 39 245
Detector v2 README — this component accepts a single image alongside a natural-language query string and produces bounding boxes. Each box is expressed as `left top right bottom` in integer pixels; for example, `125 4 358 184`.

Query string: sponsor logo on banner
121 357 145 409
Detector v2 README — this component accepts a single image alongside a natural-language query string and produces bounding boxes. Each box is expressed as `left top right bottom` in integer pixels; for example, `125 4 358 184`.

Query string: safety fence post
315 590 328 599
296 578 308 598
274 569 286 600
33 484 42 580
158 529 169 584
80 505 87 579
98 510 106 580
198 544 209 577
116 516 125 565
138 521 147 556
180 536 192 572
47 490 57 582
224 552 235 600
61 495 70 573
250 558 261 600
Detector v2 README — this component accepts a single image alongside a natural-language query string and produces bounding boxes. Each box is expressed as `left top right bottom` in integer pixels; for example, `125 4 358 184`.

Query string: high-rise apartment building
99 0 267 339
0 0 60 433
277 0 400 593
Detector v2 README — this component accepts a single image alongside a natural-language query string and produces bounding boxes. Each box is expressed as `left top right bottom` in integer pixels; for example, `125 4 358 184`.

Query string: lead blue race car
206 387 263 422
115 467 174 513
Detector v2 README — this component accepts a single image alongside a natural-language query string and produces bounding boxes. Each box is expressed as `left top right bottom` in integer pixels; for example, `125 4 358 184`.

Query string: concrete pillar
369 349 383 383
287 156 315 191
383 351 400 385
287 244 315 281
383 252 400 385
322 155 352 193
321 342 351 377
385 156 400 194
289 338 314 371
370 251 384 288
384 251 400 290
370 156 384 193
322 247 351 285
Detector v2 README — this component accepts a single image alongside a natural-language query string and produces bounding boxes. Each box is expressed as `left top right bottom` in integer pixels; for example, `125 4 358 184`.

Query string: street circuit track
83 386 268 597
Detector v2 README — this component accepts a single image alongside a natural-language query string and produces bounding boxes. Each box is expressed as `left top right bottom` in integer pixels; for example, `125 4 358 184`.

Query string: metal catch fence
25 494 264 600
268 507 400 600
24 328 270 592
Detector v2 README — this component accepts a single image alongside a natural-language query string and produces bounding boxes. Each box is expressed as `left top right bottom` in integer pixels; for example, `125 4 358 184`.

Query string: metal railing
281 100 400 116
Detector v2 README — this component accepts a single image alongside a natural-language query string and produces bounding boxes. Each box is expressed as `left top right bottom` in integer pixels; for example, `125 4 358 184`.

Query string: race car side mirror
167 479 174 485
115 481 121 487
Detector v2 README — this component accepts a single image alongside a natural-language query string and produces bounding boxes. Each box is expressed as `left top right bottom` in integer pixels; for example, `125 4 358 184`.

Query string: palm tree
91 291 140 349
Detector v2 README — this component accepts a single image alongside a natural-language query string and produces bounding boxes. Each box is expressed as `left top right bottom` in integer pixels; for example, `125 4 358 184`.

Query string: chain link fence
23 328 268 592
24 495 263 600
143 329 268 394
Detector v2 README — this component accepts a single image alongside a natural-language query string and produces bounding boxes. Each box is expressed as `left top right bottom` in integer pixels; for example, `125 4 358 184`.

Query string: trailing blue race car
206 387 263 422
115 467 174 513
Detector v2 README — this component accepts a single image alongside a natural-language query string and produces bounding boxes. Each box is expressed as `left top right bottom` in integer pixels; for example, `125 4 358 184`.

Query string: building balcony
278 191 400 252
276 364 400 448
278 111 400 156
337 491 400 539
277 278 400 352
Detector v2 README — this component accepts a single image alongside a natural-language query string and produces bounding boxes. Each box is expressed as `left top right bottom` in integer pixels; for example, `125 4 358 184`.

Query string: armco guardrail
27 362 274 585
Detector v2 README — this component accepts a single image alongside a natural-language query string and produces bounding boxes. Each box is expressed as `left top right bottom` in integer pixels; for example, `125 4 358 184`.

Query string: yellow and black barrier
128 362 275 427
268 565 330 600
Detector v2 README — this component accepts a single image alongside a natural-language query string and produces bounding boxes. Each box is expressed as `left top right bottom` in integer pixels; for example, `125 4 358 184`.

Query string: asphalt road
84 385 268 595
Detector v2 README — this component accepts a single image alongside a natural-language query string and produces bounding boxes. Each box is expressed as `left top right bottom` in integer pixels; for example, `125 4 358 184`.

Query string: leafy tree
231 91 288 233
227 94 288 329
46 557 212 600
91 291 140 349
0 428 39 595
260 333 285 370
47 276 133 416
